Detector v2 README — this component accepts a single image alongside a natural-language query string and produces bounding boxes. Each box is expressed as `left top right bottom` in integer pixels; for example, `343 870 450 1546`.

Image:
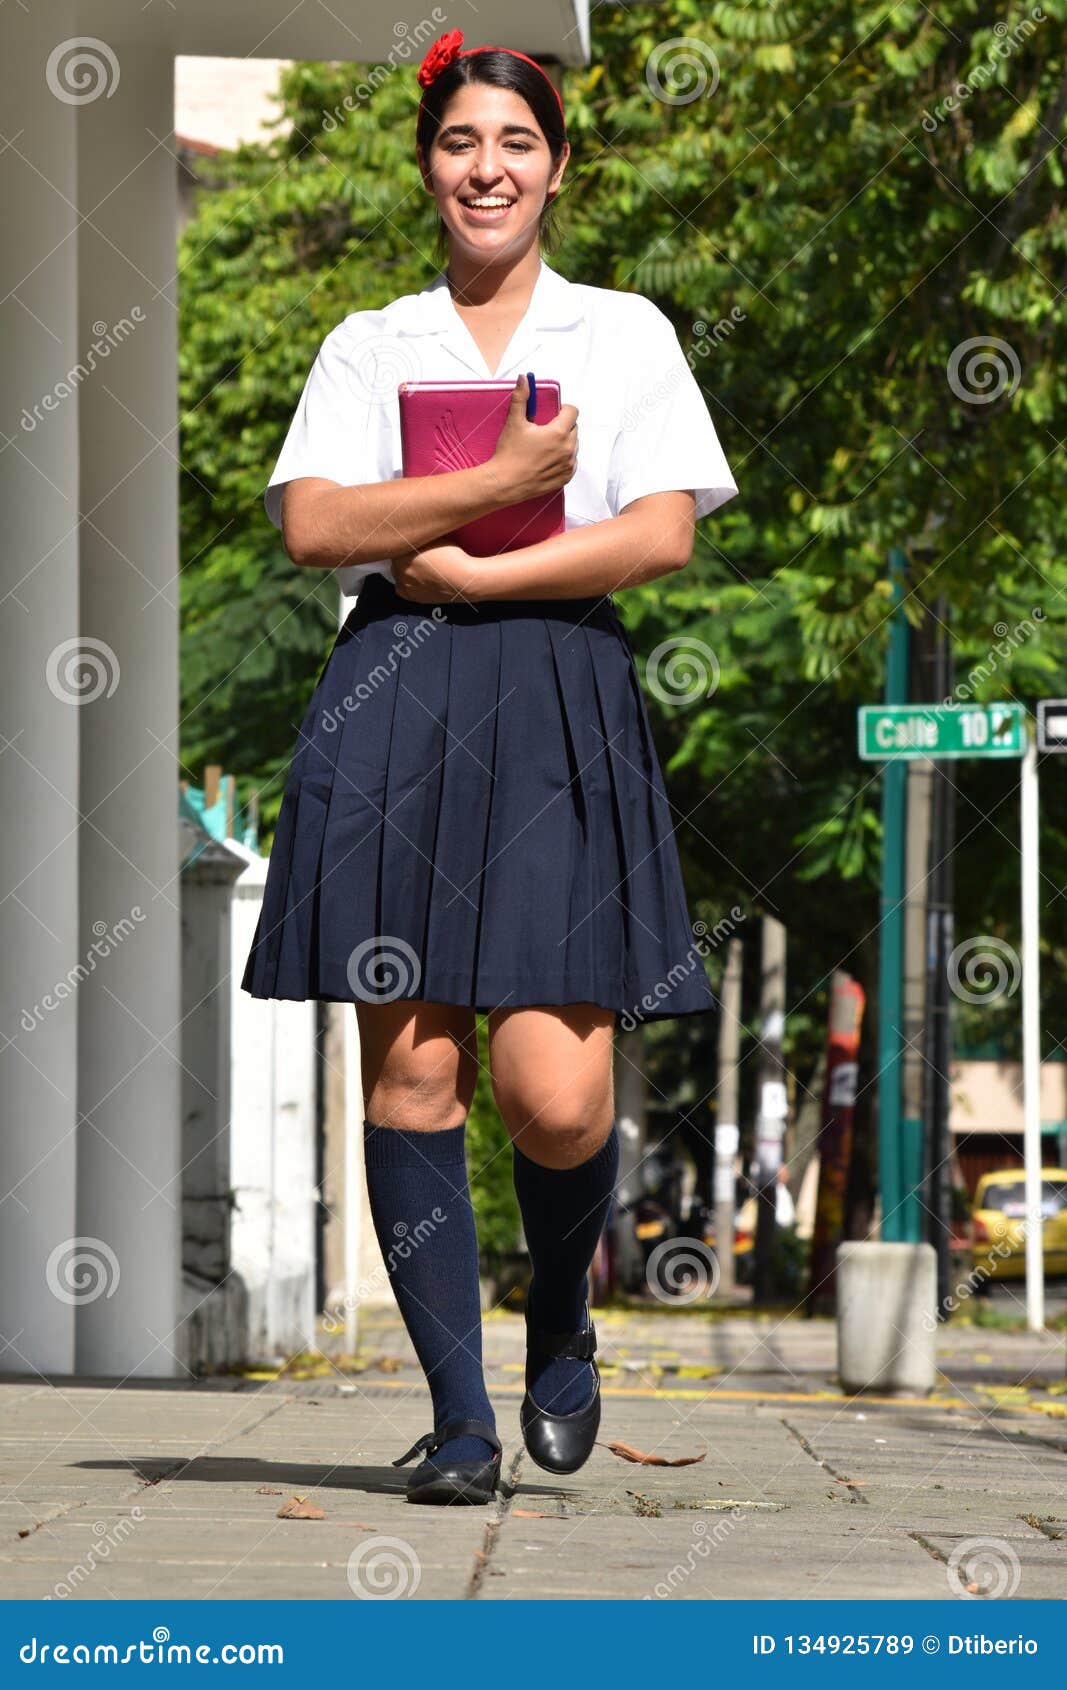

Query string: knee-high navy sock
512 1123 619 1415
363 1120 496 1467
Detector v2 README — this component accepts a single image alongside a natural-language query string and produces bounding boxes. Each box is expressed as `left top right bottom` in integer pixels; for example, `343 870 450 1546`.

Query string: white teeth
464 197 513 208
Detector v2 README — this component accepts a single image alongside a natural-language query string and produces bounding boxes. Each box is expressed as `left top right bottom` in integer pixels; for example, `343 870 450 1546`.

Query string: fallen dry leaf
512 1508 557 1519
598 1440 707 1468
256 1485 282 1495
276 1495 326 1520
374 1356 404 1373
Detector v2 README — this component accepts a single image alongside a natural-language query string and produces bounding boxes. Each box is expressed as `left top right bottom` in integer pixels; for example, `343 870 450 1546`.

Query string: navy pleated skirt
240 571 715 1024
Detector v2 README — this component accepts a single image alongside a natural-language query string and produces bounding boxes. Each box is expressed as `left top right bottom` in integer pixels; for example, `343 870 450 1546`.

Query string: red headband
416 27 565 122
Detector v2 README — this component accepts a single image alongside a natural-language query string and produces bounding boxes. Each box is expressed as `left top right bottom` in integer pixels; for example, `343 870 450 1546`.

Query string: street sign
1037 698 1067 754
858 702 1027 761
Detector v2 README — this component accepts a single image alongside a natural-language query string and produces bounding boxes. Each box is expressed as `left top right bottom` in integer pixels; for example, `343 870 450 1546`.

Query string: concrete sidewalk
1 1305 1065 1600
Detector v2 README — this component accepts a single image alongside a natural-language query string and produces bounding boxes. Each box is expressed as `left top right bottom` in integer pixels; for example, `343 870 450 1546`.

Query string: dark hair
415 49 568 261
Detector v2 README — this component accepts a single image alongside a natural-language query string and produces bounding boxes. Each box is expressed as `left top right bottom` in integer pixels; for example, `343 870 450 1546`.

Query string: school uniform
240 258 739 1023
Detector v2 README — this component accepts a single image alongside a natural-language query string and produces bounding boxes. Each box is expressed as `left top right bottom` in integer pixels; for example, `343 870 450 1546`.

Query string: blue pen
525 371 537 421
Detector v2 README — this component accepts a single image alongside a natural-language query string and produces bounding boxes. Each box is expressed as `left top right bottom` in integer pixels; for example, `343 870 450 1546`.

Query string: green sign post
858 702 1026 761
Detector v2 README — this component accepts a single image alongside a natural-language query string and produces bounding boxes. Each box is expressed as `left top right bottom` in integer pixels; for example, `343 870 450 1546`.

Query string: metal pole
878 549 909 1240
753 917 787 1305
714 938 743 1294
1021 733 1044 1332
922 602 954 1314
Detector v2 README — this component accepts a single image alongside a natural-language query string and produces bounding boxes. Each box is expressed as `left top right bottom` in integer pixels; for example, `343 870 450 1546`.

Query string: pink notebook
397 378 564 557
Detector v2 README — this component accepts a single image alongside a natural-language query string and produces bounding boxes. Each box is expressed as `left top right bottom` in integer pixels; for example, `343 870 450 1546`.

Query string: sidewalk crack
466 1446 523 1599
781 1417 869 1503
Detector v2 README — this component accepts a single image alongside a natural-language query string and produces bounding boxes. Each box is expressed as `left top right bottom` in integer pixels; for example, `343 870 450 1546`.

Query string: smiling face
418 81 568 264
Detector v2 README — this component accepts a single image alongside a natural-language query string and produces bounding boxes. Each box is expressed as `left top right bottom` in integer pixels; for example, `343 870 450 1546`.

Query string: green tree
178 3 1067 1159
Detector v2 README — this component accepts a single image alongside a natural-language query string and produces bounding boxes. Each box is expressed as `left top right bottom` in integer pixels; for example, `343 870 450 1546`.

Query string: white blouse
264 257 740 598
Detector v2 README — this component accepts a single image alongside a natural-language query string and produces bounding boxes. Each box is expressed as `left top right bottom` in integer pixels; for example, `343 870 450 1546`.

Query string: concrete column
0 1 81 1376
74 46 182 1375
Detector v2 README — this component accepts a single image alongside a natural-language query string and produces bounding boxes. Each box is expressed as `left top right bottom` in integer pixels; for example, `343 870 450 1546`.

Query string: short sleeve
263 320 383 529
608 304 739 521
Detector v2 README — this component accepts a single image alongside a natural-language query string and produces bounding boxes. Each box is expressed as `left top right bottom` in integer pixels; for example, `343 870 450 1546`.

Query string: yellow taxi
970 1167 1067 1283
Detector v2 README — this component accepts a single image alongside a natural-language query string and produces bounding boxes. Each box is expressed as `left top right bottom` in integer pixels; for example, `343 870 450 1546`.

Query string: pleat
545 615 616 999
241 577 715 1022
475 610 576 1006
423 612 502 1000
315 601 419 999
271 618 373 997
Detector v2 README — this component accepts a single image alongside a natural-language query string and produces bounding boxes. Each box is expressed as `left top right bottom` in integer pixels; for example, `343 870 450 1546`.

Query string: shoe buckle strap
393 1418 501 1467
392 1431 437 1467
527 1321 597 1360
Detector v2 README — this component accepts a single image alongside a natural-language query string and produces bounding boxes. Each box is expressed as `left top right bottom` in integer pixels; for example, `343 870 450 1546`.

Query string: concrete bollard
836 1241 938 1394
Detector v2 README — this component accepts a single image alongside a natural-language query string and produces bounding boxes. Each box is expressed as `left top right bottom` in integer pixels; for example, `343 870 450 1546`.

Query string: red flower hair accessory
415 27 565 121
416 27 465 89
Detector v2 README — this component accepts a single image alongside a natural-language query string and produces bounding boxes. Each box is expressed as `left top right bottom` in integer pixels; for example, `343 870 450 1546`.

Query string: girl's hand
390 542 481 604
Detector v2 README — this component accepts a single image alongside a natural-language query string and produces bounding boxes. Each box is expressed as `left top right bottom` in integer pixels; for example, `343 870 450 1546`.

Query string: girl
242 28 739 1506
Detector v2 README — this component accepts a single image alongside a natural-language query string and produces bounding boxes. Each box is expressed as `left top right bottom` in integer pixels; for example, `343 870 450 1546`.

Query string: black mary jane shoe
519 1305 601 1476
392 1416 502 1506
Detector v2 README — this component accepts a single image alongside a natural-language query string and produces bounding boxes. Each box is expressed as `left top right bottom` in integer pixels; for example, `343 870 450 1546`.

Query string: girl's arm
279 374 579 570
392 490 697 603
279 461 515 570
